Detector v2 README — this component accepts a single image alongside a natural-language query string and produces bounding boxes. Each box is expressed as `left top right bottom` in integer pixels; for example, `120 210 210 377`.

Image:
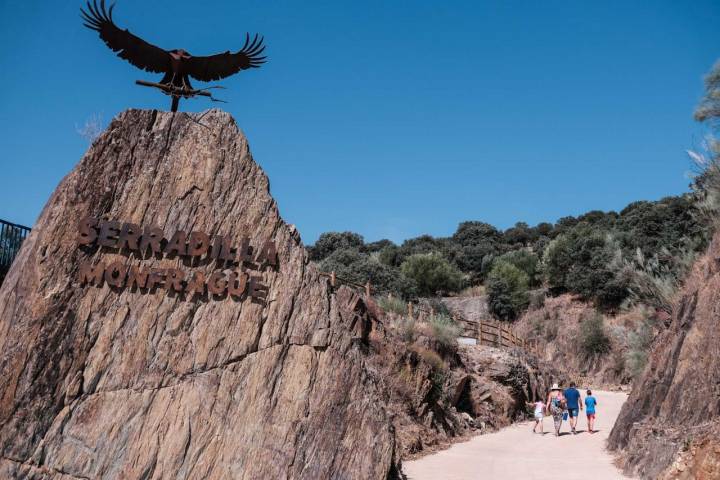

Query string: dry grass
454 285 486 298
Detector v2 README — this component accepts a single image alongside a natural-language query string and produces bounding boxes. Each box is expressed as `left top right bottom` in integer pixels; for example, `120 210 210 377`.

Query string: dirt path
403 390 630 480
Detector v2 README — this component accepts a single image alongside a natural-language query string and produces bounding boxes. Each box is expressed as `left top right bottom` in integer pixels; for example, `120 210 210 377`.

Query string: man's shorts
567 408 579 418
587 412 596 420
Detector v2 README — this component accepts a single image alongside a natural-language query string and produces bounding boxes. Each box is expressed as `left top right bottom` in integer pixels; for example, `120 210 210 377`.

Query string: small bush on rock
396 317 418 343
486 261 530 321
400 253 465 296
579 312 611 360
378 295 408 316
428 314 461 349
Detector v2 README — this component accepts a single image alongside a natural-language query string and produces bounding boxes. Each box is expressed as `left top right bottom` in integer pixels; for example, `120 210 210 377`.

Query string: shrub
542 227 629 310
626 316 656 379
378 244 402 266
495 249 541 286
319 248 417 298
377 295 408 316
420 297 451 316
486 261 530 321
621 247 694 315
412 347 447 400
393 236 459 268
400 253 465 296
689 147 720 230
528 289 546 310
579 312 611 360
396 316 418 343
503 221 534 246
365 239 395 253
427 314 461 349
309 232 364 261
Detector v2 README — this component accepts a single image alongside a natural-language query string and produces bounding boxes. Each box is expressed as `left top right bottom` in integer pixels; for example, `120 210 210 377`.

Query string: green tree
495 249 540 286
319 248 416 298
309 231 365 261
486 261 530 321
400 253 464 297
543 226 628 310
579 312 611 360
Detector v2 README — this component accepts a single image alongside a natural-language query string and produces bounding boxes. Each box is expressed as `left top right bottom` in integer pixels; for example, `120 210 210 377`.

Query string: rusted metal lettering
248 276 268 303
78 260 105 285
98 220 121 248
228 271 248 297
164 230 188 256
127 265 150 289
77 217 98 245
207 271 227 295
165 268 185 292
75 218 279 302
185 271 206 296
256 240 278 267
117 223 141 250
140 226 164 255
104 261 127 287
147 268 166 290
187 231 210 257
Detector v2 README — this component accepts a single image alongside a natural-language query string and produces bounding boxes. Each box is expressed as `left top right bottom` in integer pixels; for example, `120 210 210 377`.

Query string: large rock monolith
0 110 400 479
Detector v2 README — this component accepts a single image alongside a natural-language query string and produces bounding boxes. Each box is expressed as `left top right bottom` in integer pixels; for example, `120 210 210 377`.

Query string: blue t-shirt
585 396 597 413
564 388 581 409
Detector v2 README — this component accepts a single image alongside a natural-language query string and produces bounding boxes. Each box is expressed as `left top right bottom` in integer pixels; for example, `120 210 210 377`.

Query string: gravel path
403 390 631 480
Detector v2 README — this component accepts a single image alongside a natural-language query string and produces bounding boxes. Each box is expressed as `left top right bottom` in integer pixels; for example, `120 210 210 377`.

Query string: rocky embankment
0 110 401 479
608 231 720 479
366 309 563 458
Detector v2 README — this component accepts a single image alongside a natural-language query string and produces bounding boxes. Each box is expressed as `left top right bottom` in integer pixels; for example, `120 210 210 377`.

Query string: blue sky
1 1 719 244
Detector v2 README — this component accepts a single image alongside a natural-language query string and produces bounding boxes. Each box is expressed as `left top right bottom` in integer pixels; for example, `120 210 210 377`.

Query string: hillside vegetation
311 193 708 314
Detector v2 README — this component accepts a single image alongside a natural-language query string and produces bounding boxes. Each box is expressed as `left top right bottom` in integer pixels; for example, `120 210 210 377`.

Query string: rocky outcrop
608 232 720 479
366 317 562 458
514 294 663 388
440 296 490 337
0 110 400 479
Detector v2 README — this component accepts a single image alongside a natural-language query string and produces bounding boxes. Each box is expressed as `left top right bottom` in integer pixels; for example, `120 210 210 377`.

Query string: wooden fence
476 319 534 350
319 270 537 354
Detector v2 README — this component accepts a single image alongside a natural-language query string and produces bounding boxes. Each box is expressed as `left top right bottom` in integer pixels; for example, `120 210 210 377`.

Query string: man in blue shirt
563 382 583 434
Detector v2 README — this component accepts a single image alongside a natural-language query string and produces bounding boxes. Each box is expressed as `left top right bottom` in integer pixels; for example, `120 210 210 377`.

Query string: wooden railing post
365 281 371 298
330 271 336 288
408 302 413 318
430 307 435 318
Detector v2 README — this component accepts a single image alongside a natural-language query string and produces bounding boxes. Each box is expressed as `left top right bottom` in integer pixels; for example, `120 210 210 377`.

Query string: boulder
0 110 400 479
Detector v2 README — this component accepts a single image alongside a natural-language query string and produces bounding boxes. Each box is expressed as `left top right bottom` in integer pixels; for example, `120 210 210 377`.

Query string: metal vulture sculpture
81 0 266 112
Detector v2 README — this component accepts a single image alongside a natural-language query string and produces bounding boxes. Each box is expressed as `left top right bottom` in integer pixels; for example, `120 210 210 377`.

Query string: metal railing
0 219 31 285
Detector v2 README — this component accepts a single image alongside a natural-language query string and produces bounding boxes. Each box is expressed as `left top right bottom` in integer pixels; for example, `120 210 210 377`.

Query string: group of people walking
530 382 597 436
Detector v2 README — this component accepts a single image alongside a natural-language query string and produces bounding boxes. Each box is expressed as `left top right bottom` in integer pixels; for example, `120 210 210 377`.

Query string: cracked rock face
0 109 399 479
608 232 720 479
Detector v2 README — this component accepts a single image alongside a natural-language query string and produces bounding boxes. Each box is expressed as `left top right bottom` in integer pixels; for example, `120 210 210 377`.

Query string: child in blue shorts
585 389 598 433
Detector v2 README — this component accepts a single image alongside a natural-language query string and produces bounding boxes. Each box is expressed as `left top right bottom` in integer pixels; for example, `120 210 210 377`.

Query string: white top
534 402 544 415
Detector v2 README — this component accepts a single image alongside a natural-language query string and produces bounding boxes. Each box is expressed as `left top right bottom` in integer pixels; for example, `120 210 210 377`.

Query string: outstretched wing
185 33 267 82
81 0 168 74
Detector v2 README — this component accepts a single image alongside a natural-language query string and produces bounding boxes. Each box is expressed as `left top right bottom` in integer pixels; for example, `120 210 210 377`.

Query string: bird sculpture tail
171 96 180 113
